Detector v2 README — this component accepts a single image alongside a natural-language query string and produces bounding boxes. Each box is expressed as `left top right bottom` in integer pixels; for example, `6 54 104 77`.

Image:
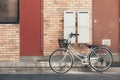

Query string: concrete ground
0 72 120 80
0 56 120 74
0 60 120 74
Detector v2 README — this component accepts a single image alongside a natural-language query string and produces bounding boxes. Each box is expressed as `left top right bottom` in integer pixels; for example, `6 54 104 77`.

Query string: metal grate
0 0 8 17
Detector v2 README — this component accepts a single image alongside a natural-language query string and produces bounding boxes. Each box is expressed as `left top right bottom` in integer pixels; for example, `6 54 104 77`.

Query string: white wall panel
64 11 76 43
78 28 89 43
78 11 89 43
64 11 76 27
78 12 89 27
64 28 75 43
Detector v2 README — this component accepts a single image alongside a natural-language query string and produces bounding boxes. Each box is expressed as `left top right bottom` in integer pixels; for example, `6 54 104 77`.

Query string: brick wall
0 0 92 61
0 24 20 61
44 0 92 55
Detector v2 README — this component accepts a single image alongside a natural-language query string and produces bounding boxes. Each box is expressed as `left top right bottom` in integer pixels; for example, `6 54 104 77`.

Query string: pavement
0 60 120 74
0 57 120 80
0 72 120 80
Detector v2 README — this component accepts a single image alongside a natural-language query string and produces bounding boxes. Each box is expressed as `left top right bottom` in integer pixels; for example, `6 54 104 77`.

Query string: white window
64 11 76 43
78 11 90 43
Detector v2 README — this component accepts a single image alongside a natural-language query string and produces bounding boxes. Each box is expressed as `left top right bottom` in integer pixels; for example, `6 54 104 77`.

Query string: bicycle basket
58 39 68 48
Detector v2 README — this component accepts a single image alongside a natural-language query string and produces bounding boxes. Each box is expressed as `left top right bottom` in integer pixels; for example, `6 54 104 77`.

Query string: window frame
0 0 19 24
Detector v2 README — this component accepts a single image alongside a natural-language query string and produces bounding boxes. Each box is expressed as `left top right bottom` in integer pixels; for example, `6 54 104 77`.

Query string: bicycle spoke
49 49 73 74
89 47 112 72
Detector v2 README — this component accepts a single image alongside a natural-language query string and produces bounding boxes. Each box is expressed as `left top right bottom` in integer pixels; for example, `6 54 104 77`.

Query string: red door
20 0 43 56
93 0 119 53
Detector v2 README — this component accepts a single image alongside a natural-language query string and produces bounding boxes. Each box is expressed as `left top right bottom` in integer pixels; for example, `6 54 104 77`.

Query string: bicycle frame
63 33 99 64
65 44 93 64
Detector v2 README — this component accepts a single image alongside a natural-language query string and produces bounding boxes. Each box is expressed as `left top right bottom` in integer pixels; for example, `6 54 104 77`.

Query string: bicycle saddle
86 44 99 48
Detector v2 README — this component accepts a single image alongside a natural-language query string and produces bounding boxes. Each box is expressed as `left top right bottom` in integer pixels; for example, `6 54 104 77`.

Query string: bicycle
49 33 113 74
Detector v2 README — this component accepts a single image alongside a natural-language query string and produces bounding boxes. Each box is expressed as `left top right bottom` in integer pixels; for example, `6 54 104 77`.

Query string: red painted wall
20 0 43 56
93 0 119 53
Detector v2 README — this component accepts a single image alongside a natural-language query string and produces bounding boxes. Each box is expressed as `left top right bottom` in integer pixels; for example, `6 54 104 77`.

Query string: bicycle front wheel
89 46 113 72
49 49 73 74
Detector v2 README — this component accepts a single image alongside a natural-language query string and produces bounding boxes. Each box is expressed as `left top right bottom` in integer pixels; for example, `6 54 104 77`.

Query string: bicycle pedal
82 62 89 65
84 65 90 68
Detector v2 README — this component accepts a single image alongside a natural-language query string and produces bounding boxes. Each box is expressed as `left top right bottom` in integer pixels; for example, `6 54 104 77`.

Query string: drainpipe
119 0 120 67
40 0 44 55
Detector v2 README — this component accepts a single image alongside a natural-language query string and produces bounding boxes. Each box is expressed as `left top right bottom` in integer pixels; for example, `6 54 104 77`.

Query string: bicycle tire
88 46 113 72
49 49 73 74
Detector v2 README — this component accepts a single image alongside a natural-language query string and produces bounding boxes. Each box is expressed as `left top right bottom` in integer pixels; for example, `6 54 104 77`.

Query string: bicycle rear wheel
88 46 113 72
49 49 73 74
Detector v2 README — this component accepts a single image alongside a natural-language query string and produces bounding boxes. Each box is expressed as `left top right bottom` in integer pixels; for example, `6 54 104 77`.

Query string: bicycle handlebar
70 33 80 38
